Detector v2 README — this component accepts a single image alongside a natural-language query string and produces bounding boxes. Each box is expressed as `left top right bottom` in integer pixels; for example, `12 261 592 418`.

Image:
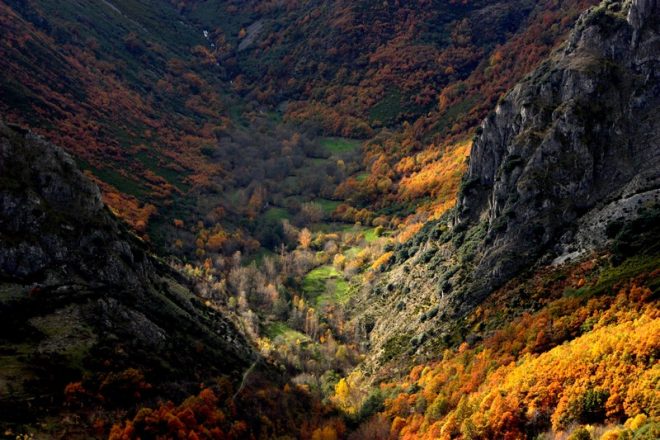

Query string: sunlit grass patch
320 137 361 156
265 322 309 343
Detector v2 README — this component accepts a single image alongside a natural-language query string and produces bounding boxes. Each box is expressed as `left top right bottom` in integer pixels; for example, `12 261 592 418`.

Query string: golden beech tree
373 269 659 439
299 228 312 250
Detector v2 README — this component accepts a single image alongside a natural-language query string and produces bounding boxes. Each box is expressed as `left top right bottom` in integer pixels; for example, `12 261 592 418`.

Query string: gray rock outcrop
455 0 659 300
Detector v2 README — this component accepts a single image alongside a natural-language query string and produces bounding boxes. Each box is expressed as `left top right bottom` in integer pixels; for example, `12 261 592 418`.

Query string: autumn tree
299 228 312 249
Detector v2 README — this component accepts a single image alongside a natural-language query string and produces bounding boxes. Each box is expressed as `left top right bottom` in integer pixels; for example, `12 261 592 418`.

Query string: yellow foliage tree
311 426 338 440
333 378 354 413
299 228 312 249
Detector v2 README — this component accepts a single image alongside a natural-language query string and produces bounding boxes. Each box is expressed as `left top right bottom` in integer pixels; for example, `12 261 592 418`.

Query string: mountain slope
181 0 594 132
0 120 254 434
456 0 659 301
0 0 232 237
0 0 600 244
347 0 659 378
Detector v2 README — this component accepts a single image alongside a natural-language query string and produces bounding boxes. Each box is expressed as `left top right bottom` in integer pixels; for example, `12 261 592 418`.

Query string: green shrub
567 427 592 440
426 394 450 422
580 388 609 423
356 390 385 422
633 420 660 439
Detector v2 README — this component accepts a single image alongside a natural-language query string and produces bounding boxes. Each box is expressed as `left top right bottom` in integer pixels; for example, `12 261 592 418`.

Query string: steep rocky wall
456 0 659 298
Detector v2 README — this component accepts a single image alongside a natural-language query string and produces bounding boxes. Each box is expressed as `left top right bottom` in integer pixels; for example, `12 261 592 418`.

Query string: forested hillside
1 0 600 252
0 0 658 439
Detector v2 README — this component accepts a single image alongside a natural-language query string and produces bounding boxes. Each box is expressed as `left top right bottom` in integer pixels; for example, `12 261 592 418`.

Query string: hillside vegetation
0 0 657 439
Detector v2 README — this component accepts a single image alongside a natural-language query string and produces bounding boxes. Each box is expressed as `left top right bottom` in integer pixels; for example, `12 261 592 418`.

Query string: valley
0 0 658 439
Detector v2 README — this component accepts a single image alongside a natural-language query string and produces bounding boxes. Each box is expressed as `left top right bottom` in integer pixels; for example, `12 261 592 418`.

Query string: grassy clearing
302 266 340 298
227 189 245 206
244 248 277 266
319 137 361 156
265 322 309 343
290 154 333 176
136 151 190 191
328 278 351 304
0 284 24 302
91 166 147 198
336 224 380 241
264 207 292 222
356 172 369 182
0 343 36 398
363 228 381 243
316 278 352 308
562 255 660 299
592 255 660 296
302 265 354 308
317 198 342 215
310 157 331 166
433 95 480 134
339 224 363 232
309 222 347 233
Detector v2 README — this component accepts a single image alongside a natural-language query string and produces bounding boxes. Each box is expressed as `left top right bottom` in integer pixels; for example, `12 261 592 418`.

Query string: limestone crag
455 0 659 300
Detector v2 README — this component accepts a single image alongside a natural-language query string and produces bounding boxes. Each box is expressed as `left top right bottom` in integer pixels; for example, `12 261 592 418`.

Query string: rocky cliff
456 0 659 301
0 121 254 429
349 0 659 378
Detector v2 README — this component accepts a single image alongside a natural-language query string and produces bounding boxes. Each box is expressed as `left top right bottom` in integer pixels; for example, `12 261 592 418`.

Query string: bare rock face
0 121 254 426
628 0 658 33
0 122 137 285
455 0 659 302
